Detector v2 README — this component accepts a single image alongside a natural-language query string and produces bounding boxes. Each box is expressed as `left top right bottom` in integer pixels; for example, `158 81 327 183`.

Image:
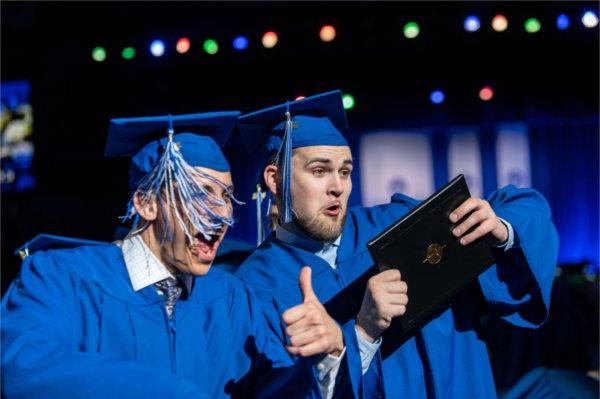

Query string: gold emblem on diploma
423 243 446 265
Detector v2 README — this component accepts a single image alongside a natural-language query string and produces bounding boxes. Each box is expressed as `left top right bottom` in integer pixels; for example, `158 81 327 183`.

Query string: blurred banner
496 123 531 189
359 130 435 206
1 80 35 192
447 128 484 198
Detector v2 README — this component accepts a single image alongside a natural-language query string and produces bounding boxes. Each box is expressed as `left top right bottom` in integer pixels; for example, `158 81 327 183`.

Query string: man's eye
313 168 325 176
340 169 351 178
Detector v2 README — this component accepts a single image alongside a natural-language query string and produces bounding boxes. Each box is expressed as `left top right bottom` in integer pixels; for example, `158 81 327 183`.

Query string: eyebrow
305 158 354 167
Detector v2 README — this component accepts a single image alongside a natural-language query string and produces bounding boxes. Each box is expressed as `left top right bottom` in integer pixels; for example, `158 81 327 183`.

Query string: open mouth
323 203 341 217
189 231 221 259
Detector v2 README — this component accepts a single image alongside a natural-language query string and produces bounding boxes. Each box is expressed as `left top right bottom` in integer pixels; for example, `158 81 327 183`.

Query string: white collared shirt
117 234 193 294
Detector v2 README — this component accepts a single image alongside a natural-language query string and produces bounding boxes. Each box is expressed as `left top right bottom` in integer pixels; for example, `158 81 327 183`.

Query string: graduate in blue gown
235 90 560 398
1 112 350 399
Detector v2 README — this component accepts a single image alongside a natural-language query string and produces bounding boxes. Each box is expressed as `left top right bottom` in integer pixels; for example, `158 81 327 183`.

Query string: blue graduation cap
14 234 107 259
238 90 349 230
105 111 242 242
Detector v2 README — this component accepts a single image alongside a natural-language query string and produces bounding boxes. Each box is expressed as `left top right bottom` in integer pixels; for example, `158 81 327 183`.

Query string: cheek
292 176 325 208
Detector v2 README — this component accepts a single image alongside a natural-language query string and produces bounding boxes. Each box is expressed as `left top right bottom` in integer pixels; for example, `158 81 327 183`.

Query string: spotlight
403 22 420 39
121 47 135 60
233 36 249 50
464 16 481 32
491 15 508 32
524 18 541 33
320 25 336 42
430 90 445 104
150 40 165 57
176 38 191 54
556 14 570 30
262 32 278 48
203 39 219 55
582 11 598 28
342 94 355 110
92 47 106 62
479 86 494 101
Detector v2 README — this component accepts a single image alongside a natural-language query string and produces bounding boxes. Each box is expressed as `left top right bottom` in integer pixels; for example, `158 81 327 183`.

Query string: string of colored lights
88 12 597 108
91 12 598 62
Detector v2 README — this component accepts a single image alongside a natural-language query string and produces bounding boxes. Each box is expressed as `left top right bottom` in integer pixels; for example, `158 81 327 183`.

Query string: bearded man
235 91 559 398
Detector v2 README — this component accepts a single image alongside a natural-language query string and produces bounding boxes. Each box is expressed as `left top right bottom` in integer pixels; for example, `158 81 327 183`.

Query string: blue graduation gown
236 185 559 398
1 243 320 399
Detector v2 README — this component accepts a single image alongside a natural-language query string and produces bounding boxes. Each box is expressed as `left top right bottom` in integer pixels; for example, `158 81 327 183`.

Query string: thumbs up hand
282 266 344 357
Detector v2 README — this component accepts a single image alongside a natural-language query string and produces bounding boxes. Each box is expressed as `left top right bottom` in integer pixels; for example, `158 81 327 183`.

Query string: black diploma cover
367 174 495 332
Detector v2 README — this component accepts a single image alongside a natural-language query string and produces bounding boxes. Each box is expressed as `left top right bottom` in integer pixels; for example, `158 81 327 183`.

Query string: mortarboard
105 111 242 242
237 90 349 234
106 112 239 191
14 234 106 259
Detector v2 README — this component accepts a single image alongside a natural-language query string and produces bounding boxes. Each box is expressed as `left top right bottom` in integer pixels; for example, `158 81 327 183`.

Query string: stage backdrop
355 116 598 270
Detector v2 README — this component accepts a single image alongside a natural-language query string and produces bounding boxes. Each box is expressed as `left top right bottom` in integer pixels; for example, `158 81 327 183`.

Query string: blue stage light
430 90 445 104
233 36 249 50
556 14 570 30
464 16 481 32
150 40 165 57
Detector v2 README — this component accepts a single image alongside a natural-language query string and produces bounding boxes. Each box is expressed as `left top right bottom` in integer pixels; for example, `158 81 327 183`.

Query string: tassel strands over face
121 118 243 244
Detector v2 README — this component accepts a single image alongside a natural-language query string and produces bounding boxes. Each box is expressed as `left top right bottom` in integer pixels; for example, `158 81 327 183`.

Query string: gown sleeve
479 185 559 327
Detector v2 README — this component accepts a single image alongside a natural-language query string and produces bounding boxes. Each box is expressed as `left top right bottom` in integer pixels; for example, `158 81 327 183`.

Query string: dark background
1 1 599 391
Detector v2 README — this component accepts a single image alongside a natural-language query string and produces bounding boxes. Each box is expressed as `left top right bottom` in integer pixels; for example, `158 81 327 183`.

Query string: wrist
330 326 344 357
355 316 377 343
492 218 509 244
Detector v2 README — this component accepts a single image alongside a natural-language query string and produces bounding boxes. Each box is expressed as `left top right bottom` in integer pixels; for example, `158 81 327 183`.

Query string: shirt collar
118 234 193 293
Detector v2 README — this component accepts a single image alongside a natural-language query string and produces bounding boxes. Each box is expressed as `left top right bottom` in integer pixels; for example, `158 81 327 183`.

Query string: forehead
194 166 233 187
292 145 353 161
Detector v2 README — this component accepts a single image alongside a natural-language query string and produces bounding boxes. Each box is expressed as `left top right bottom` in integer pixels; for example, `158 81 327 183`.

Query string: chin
186 260 213 276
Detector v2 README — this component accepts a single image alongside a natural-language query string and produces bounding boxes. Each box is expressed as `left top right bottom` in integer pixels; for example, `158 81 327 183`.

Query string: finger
288 341 328 357
381 280 408 294
387 304 407 317
388 293 409 306
286 345 302 356
377 269 401 282
450 197 482 223
282 304 310 325
289 328 322 348
459 220 496 245
285 316 319 337
452 209 487 237
299 266 316 302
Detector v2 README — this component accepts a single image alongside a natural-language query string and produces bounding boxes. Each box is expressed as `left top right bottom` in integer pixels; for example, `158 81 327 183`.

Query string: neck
138 224 178 275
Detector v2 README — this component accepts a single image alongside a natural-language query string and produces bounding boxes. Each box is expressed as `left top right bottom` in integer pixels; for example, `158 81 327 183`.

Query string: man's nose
327 175 344 197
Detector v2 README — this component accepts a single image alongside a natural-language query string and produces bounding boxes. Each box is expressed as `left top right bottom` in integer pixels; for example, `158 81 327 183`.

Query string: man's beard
293 207 347 243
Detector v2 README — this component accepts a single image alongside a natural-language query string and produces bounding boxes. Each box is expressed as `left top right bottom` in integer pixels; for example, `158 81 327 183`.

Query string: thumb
299 266 316 302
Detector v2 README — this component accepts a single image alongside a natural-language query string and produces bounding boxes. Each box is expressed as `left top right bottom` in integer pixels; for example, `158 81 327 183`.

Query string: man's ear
132 191 158 222
263 165 279 196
